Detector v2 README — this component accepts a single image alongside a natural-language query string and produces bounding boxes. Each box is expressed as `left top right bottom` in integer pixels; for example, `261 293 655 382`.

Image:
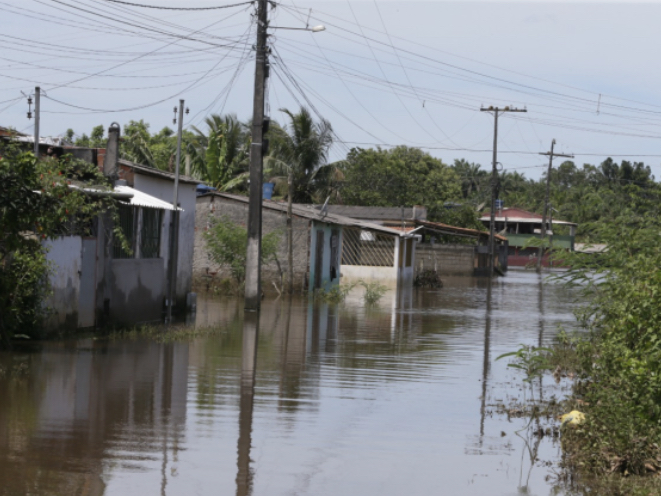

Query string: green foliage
314 282 356 303
0 142 114 346
339 146 461 210
268 107 336 203
497 345 554 384
429 203 486 232
554 212 661 479
203 216 281 283
359 280 388 305
189 114 249 189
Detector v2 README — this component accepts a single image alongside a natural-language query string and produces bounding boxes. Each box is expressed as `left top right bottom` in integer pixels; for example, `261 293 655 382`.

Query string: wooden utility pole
536 140 573 273
166 99 185 324
33 86 40 157
245 0 269 311
480 106 527 276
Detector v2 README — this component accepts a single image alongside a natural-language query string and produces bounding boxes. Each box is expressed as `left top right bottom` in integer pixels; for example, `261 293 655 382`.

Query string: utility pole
166 99 185 324
33 86 40 157
245 0 269 311
287 170 294 294
480 106 527 276
536 140 573 273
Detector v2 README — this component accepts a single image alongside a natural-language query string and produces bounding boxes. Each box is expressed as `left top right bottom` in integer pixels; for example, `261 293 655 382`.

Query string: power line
99 0 253 10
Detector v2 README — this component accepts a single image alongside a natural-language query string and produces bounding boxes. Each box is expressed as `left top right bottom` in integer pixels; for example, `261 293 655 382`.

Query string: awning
115 185 182 211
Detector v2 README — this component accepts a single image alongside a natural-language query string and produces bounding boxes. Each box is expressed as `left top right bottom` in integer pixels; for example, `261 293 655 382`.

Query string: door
78 238 97 328
330 229 339 281
314 230 324 289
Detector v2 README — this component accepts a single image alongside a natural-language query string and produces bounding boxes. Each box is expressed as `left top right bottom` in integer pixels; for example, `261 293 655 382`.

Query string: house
195 193 417 292
480 207 577 267
315 205 508 276
37 129 200 329
413 220 508 276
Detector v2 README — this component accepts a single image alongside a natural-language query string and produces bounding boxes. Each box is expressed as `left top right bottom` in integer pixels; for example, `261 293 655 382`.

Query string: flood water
0 269 582 496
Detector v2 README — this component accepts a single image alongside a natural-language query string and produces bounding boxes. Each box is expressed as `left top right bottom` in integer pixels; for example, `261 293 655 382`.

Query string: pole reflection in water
479 279 493 443
236 312 259 496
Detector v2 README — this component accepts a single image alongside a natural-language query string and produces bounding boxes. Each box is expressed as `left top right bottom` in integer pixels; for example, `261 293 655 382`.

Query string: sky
2 0 661 179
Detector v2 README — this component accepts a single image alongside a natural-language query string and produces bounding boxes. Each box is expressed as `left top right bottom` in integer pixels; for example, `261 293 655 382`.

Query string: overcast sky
2 1 661 179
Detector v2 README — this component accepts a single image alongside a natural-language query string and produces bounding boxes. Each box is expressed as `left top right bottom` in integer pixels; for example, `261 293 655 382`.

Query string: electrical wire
99 0 253 10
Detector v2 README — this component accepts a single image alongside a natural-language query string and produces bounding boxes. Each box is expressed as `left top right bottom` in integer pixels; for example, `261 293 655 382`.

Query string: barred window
140 208 162 258
113 205 136 259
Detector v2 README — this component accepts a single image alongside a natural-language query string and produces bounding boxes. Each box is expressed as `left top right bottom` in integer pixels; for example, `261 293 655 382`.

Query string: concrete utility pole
245 0 269 311
33 86 40 157
287 170 294 294
536 140 573 273
166 99 185 324
480 105 527 276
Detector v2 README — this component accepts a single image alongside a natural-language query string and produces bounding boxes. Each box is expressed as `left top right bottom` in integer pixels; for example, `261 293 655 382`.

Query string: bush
204 216 281 283
0 142 113 347
555 212 661 480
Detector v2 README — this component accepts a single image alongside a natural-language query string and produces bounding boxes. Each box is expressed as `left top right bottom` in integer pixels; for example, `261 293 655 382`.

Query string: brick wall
415 243 475 276
194 195 311 292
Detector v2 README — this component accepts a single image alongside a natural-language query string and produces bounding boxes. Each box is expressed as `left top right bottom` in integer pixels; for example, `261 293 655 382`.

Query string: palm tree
266 107 334 293
187 114 249 189
269 107 334 204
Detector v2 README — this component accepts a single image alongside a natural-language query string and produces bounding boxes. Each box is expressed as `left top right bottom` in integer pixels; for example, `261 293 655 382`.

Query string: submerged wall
194 195 311 292
44 236 82 330
415 243 476 276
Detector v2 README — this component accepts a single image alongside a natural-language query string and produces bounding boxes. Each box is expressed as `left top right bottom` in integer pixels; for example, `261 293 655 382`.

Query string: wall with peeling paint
44 237 82 330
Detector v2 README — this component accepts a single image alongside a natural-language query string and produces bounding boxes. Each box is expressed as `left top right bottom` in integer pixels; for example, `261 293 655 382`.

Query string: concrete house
194 193 416 292
39 131 199 329
480 207 576 267
314 205 508 276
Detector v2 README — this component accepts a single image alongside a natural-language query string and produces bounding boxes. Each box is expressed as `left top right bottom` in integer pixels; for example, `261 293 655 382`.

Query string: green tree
0 142 115 347
121 120 176 170
188 114 249 189
268 107 335 203
339 145 461 212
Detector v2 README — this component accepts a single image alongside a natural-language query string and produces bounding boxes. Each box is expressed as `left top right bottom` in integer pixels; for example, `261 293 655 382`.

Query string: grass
107 323 227 343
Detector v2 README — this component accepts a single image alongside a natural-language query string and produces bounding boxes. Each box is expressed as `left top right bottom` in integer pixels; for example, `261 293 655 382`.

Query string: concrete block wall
415 243 475 276
194 196 311 292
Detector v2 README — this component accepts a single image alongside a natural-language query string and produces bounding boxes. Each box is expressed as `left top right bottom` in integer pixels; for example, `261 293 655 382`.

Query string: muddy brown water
0 269 582 496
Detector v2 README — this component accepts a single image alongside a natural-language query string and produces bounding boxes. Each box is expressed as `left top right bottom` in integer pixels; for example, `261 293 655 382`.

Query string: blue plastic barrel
263 182 275 200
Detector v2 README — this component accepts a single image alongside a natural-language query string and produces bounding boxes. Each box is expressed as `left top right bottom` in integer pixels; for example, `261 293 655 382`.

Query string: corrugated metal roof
118 159 202 185
415 220 507 242
200 192 408 237
115 185 182 211
480 207 577 226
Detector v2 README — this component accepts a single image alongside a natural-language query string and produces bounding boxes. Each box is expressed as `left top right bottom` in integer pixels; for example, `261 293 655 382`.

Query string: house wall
194 196 311 292
308 221 343 292
415 243 476 276
340 265 399 288
44 236 82 330
132 174 197 307
110 258 165 324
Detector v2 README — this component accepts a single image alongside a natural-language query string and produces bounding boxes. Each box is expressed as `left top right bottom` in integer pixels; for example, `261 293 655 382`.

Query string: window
113 205 136 259
140 208 161 258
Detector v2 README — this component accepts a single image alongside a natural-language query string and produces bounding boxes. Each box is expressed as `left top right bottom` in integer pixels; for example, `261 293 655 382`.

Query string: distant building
480 207 577 267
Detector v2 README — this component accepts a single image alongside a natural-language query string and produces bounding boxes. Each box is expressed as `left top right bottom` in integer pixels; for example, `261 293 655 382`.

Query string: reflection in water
236 312 259 496
0 339 188 496
0 270 581 496
479 280 492 443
